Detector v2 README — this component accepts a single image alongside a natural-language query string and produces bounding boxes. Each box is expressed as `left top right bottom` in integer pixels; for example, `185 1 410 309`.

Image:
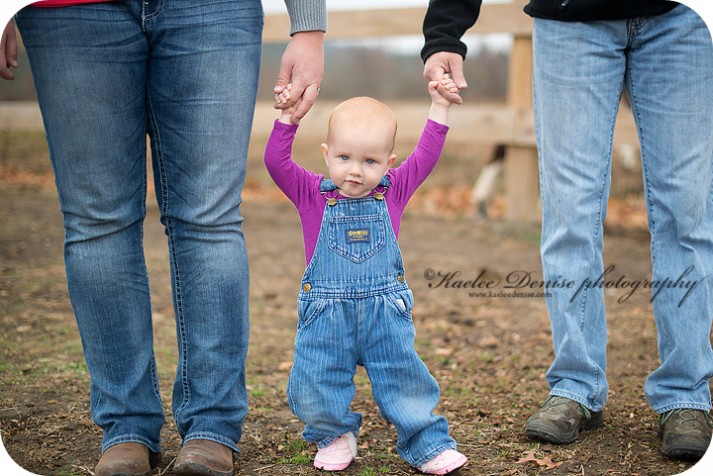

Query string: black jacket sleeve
421 0 483 62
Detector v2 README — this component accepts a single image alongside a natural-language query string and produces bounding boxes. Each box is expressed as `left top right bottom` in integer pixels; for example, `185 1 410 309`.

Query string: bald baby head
327 97 397 153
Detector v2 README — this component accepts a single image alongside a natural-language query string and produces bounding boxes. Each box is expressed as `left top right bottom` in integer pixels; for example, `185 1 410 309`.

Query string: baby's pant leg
361 291 457 467
288 297 362 447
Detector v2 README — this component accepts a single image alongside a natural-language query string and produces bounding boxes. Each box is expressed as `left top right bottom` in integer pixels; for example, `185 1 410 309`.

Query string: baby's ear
387 154 397 168
321 143 329 164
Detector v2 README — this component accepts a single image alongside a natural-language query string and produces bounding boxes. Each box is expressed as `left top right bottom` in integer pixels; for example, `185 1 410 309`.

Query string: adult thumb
450 59 468 90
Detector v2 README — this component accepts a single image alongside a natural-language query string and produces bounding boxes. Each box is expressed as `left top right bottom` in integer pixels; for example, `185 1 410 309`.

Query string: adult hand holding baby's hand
423 51 467 105
429 74 460 107
274 31 324 124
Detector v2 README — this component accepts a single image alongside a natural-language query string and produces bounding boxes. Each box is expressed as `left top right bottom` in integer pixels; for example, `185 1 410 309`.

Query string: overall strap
319 178 337 193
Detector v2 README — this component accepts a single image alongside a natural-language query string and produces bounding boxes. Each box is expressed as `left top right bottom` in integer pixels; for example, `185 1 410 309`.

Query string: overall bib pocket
328 214 386 263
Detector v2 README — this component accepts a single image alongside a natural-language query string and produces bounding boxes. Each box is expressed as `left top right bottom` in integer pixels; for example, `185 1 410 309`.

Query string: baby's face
322 123 396 198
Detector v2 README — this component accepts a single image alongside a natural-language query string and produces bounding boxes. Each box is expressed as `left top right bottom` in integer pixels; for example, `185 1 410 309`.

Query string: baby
264 77 466 475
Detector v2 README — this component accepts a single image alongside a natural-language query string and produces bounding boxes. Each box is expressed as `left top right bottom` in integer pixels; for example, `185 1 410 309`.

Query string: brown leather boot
95 442 159 476
173 439 234 476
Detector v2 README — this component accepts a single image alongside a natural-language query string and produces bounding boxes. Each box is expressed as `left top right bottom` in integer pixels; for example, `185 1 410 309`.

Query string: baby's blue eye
339 155 349 161
366 159 376 165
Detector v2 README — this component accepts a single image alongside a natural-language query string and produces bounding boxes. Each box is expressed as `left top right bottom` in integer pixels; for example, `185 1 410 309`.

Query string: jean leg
141 0 263 450
624 5 713 413
288 298 362 447
533 18 629 411
14 3 164 453
361 291 455 468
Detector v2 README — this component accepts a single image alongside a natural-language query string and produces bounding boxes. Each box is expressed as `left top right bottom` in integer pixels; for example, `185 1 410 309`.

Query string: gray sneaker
659 409 713 461
525 396 604 444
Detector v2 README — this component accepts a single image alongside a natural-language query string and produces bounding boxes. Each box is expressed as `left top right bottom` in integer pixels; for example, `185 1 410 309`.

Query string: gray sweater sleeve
284 0 327 35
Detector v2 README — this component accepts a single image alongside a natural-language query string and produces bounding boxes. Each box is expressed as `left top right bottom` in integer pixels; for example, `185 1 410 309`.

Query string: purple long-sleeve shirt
264 119 449 265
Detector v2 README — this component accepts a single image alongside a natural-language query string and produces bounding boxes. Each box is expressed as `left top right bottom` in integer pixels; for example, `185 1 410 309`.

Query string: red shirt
33 0 114 7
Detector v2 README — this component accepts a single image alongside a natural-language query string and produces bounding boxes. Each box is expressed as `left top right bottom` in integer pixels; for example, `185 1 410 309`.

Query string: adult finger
448 55 468 90
291 83 319 121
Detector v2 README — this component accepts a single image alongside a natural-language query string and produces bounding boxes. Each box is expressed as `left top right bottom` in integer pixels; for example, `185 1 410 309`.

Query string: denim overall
287 177 457 467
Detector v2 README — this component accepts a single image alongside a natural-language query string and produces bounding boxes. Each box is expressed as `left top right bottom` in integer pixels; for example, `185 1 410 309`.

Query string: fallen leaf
516 450 564 470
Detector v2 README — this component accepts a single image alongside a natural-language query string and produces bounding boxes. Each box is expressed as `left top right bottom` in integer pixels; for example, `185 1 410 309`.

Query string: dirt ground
0 130 709 476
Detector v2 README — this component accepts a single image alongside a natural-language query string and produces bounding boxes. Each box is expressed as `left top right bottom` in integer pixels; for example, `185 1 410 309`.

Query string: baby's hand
275 83 299 124
275 82 293 107
429 74 460 107
427 74 458 125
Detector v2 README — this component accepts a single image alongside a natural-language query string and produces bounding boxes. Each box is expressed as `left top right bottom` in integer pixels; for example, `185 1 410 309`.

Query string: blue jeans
287 179 456 468
15 0 262 453
534 5 713 414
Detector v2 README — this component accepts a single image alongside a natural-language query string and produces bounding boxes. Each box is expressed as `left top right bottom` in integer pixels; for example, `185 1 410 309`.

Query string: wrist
278 112 294 125
291 30 325 45
428 103 450 125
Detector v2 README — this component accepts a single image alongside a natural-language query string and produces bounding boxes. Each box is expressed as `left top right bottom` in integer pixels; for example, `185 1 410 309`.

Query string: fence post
504 34 539 221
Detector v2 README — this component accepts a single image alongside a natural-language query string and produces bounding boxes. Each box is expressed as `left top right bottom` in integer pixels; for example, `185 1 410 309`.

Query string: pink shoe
313 433 357 471
418 449 467 475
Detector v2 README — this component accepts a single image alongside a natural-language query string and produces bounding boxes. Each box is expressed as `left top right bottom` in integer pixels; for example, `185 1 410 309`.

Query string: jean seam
286 369 297 415
625 58 657 273
168 202 189 429
150 350 162 402
591 363 602 406
582 65 625 327
300 281 408 299
585 75 624 405
141 0 164 30
146 92 190 431
141 138 161 404
91 388 104 429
